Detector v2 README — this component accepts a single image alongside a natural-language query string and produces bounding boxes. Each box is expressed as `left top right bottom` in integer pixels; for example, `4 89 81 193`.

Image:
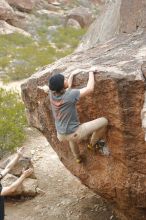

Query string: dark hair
49 74 65 92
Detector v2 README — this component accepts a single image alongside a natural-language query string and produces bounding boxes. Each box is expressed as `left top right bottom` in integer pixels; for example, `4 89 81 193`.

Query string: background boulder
77 0 146 52
65 6 93 28
6 0 35 12
0 0 15 21
0 20 31 35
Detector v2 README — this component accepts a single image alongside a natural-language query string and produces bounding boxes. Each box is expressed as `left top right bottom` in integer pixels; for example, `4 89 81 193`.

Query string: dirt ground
5 128 117 220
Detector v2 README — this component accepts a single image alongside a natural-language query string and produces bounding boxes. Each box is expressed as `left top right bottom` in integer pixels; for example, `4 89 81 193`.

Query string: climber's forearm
6 153 20 170
68 73 74 88
86 71 95 92
68 69 82 88
79 71 95 97
1 154 20 178
1 175 25 196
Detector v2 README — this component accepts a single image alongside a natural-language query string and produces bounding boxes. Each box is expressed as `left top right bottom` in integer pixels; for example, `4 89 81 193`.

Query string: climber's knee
57 132 65 142
96 117 108 128
100 117 108 126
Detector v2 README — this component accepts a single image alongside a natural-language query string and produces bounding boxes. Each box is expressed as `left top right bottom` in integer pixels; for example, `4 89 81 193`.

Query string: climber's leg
90 125 107 146
57 117 108 144
75 117 110 155
57 117 109 159
57 132 66 142
78 117 108 140
69 141 81 163
57 132 82 163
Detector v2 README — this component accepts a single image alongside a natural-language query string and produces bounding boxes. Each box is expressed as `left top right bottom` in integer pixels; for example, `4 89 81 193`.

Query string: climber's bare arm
68 73 74 88
79 71 95 98
1 168 33 196
68 69 81 88
68 67 96 89
1 147 24 178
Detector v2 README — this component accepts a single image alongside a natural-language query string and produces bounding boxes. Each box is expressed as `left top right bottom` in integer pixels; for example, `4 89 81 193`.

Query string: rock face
0 0 97 37
0 20 31 36
0 0 15 21
65 6 93 28
77 0 146 52
66 18 81 29
21 29 146 220
6 0 35 12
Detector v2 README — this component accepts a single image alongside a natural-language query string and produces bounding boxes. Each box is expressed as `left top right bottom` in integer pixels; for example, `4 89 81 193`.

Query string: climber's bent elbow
79 87 94 98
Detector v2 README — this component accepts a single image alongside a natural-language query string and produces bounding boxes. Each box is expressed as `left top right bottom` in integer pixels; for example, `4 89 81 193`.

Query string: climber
48 69 109 163
0 147 33 220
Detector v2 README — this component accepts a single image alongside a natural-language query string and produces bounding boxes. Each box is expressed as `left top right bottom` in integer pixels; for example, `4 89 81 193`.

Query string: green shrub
0 88 27 158
52 27 86 49
0 27 86 81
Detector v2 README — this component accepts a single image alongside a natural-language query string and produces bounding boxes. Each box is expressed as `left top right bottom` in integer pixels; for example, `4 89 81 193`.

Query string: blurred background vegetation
0 26 86 81
0 88 27 158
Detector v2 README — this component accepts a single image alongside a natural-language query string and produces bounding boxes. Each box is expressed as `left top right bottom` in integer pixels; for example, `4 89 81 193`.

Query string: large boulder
21 29 146 220
6 0 35 12
65 6 93 28
77 0 146 52
0 20 31 36
0 0 15 21
9 11 30 30
66 18 81 29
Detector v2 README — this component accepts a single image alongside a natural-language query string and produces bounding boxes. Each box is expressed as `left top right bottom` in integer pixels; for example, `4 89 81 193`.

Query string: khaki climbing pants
57 117 108 160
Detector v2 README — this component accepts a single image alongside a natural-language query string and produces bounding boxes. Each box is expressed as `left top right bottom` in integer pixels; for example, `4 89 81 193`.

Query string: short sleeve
67 89 80 103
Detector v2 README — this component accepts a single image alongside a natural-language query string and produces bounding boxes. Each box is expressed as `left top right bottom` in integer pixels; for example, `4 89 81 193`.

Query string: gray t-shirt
50 89 80 134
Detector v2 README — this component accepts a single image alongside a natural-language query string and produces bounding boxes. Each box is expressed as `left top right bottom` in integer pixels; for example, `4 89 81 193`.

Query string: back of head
49 74 64 93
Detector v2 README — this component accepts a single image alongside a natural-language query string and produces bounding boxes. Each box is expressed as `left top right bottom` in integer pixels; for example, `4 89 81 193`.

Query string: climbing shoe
97 140 110 156
87 144 94 150
88 140 110 156
76 158 82 163
75 156 82 163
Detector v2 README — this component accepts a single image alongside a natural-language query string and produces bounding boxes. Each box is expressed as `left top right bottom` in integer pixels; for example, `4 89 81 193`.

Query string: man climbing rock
48 69 109 163
0 147 33 220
